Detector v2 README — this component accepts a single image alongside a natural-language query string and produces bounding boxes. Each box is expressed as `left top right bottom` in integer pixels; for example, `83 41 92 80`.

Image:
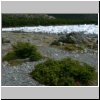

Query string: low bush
3 42 42 63
3 51 17 61
50 40 60 46
30 58 97 86
12 42 37 59
29 51 42 61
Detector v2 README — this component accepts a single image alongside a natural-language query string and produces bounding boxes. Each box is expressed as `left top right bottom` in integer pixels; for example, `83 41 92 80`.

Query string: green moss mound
3 51 17 61
30 58 97 86
3 42 42 63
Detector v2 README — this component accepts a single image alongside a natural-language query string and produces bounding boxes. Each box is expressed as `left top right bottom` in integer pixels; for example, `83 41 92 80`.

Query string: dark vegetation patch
30 58 97 86
3 42 42 65
2 14 98 27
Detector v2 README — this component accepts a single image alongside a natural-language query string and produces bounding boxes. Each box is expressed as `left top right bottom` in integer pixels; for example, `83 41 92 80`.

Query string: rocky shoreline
2 32 98 86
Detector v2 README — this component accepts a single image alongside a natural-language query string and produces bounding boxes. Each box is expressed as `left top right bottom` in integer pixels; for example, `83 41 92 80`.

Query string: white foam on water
2 24 98 34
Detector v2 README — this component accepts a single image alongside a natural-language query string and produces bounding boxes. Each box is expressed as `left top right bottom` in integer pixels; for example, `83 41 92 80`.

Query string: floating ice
2 24 98 34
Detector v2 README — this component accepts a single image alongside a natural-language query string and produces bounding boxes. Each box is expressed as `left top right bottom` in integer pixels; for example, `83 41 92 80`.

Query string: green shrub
50 40 60 46
77 63 97 85
29 51 42 61
30 58 97 86
12 42 37 58
58 77 76 86
3 42 42 62
3 51 17 61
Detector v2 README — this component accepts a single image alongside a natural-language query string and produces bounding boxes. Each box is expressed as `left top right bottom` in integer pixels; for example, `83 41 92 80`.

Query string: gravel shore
2 32 98 86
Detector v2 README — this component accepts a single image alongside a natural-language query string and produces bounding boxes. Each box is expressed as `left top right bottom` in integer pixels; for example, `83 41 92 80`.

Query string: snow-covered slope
2 24 98 34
